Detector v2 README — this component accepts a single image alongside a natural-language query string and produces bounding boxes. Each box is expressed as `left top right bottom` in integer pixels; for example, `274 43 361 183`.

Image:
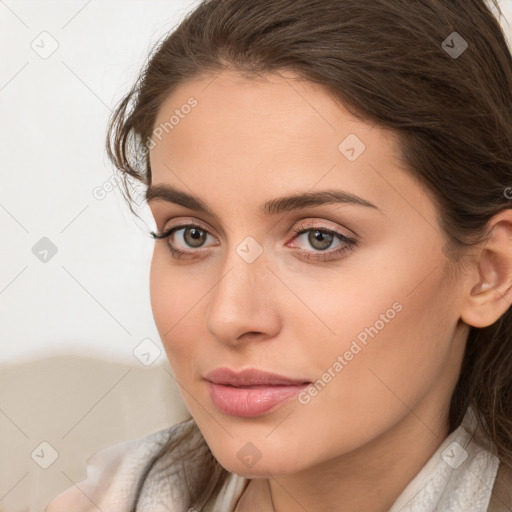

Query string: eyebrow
145 183 379 216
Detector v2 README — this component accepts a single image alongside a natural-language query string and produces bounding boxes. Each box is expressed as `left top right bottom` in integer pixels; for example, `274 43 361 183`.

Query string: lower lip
207 381 310 417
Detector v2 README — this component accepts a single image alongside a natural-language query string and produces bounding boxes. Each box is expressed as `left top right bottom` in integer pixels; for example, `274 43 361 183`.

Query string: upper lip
204 367 311 387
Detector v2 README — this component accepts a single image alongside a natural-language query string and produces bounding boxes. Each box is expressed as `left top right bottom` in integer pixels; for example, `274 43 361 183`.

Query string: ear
459 209 512 328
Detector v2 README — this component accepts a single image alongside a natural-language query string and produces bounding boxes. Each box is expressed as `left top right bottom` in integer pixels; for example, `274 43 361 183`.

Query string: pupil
310 230 332 250
186 227 206 248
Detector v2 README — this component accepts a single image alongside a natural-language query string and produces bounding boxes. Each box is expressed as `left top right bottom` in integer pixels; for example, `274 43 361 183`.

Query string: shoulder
45 420 193 512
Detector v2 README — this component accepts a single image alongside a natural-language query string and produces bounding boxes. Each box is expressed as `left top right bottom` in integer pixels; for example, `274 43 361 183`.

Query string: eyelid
156 215 354 236
157 218 218 239
153 218 353 243
288 221 357 257
151 217 358 262
292 219 356 240
151 206 227 240
152 220 218 248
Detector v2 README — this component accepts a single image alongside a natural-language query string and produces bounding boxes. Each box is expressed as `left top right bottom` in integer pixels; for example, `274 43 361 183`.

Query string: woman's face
148 69 470 477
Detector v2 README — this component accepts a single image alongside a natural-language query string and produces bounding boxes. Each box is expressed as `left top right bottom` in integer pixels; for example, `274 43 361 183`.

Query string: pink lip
204 367 311 417
204 367 310 386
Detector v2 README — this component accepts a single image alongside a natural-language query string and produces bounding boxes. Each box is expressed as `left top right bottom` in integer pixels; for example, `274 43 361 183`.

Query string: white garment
45 406 500 512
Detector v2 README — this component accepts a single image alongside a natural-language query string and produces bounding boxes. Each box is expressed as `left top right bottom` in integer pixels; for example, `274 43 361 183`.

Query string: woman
46 0 512 510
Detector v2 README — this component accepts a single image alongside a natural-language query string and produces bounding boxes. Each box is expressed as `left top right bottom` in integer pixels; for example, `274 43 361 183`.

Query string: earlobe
460 209 512 329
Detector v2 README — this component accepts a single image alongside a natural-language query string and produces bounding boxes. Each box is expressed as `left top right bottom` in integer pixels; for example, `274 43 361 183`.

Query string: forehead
147 69 433 223
151 70 390 166
151 69 379 150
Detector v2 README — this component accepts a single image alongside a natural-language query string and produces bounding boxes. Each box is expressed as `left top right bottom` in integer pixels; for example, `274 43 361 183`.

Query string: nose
205 243 281 347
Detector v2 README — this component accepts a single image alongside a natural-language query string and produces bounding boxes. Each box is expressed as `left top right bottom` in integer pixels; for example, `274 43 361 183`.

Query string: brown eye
150 223 217 259
289 223 358 262
306 230 335 251
183 226 207 248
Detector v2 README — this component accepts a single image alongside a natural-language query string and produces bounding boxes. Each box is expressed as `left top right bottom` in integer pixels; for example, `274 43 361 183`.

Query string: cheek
284 240 456 420
149 250 205 371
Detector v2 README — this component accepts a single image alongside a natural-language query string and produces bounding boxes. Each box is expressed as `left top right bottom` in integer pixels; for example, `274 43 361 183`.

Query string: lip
204 367 310 387
204 367 311 417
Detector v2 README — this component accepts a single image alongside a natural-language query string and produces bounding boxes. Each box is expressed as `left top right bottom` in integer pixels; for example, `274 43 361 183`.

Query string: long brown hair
105 0 512 509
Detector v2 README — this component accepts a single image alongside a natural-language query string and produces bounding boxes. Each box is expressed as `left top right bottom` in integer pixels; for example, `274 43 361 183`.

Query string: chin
209 446 306 478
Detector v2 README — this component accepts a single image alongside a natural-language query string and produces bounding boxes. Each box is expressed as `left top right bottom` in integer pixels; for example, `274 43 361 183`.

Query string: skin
147 69 512 512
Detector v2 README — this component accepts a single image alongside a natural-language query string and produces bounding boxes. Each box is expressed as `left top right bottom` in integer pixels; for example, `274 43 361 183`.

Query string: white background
1 0 511 365
0 0 199 366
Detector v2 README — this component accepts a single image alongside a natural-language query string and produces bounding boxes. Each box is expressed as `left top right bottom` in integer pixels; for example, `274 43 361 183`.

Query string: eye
289 222 357 261
150 223 217 259
150 220 358 262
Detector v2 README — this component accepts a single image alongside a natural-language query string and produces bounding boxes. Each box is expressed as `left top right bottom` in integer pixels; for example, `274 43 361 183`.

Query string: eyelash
150 221 357 262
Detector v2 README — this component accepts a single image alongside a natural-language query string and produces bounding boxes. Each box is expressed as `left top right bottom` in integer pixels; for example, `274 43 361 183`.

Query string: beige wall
0 356 189 512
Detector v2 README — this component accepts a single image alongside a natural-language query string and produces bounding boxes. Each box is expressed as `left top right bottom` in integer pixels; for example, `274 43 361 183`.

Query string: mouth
204 367 311 417
204 367 311 386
